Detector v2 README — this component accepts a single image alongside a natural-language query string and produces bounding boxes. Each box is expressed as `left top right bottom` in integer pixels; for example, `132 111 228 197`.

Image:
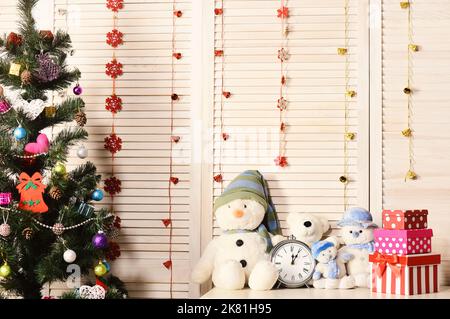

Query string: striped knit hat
213 170 281 235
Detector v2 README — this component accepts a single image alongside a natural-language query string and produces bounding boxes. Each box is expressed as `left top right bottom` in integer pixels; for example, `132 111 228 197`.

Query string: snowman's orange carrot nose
233 210 244 218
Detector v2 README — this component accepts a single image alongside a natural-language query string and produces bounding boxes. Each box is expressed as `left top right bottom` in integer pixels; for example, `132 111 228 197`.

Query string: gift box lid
369 252 441 266
383 209 428 217
374 228 433 238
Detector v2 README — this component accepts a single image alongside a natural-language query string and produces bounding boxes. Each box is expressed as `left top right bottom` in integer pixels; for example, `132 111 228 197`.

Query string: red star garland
106 0 124 12
170 177 179 185
105 59 123 79
172 52 182 60
104 176 122 196
162 218 172 227
105 94 123 113
106 29 123 48
277 6 289 18
104 133 123 154
275 156 288 167
213 174 223 183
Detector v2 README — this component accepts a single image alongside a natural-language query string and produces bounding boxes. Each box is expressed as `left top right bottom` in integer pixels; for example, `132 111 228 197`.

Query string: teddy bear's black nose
303 221 312 228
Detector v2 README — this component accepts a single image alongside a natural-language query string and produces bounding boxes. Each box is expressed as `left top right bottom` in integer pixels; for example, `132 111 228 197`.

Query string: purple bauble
73 84 83 95
92 231 108 249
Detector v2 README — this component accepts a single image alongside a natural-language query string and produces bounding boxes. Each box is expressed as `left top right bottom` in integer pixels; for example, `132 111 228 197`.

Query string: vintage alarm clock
270 236 315 288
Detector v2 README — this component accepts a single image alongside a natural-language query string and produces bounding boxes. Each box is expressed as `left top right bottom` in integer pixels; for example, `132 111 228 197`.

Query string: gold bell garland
402 0 418 181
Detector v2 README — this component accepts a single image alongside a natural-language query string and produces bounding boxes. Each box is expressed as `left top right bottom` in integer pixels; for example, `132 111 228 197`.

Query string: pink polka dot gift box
374 228 433 255
382 209 428 230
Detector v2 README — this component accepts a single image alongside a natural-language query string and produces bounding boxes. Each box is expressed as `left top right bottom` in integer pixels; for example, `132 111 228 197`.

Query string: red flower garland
106 29 124 48
105 59 123 78
105 94 123 113
104 176 122 196
106 0 124 12
105 241 121 261
104 133 122 154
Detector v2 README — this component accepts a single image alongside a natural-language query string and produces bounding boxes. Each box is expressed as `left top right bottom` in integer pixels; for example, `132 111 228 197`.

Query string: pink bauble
0 100 11 113
0 223 11 237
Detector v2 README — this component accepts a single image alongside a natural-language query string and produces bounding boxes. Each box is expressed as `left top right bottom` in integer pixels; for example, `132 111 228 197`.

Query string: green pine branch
44 127 88 166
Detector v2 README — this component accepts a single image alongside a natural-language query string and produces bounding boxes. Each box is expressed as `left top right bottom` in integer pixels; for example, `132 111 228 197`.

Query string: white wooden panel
382 0 450 285
210 0 369 239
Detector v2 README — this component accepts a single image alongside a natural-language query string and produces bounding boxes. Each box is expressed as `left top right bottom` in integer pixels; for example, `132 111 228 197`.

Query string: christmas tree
0 0 127 299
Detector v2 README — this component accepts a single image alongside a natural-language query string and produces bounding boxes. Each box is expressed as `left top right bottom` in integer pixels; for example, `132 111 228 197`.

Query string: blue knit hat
337 207 377 229
311 241 335 259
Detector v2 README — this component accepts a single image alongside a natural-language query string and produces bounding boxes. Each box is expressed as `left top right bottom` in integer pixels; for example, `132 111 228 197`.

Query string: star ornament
106 29 124 48
106 0 124 12
277 6 289 19
105 59 123 79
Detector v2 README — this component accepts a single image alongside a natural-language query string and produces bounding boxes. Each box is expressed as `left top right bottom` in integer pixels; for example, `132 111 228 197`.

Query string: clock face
270 239 315 288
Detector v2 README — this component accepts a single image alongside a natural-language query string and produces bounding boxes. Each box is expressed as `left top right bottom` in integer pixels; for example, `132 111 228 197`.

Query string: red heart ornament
174 10 182 18
163 260 172 269
162 219 172 227
222 133 229 141
170 177 179 185
173 52 182 60
171 136 180 143
213 174 223 183
215 50 224 57
214 8 223 15
222 91 231 98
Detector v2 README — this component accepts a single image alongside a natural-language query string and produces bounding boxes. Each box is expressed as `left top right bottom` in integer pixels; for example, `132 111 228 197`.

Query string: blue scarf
223 224 273 253
348 241 375 253
326 259 340 279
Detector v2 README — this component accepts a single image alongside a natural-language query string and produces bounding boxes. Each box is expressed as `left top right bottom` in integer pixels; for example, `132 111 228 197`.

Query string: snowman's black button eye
240 260 247 268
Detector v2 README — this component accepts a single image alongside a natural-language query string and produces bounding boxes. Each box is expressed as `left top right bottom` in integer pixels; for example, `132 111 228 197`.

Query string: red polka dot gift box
369 252 440 295
382 209 428 230
374 228 433 255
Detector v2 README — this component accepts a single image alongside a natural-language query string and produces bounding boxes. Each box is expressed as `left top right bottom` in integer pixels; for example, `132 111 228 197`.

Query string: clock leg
212 260 245 290
248 260 278 291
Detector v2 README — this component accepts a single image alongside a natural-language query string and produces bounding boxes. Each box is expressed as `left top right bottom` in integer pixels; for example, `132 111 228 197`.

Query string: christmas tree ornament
172 52 182 60
214 8 223 15
13 126 27 140
105 94 122 113
106 29 123 48
400 2 410 9
345 132 356 140
34 52 61 83
74 111 87 126
77 145 88 159
171 93 179 101
221 133 229 141
174 10 182 18
9 63 21 76
9 92 46 120
337 47 347 55
39 30 54 41
402 128 412 137
346 90 357 98
73 83 83 95
44 105 57 118
6 32 23 47
49 186 62 200
53 163 67 176
0 193 12 206
0 223 11 237
106 0 124 12
20 70 32 85
104 176 121 196
94 261 108 277
63 249 77 263
0 262 11 278
163 260 172 269
171 135 180 143
214 50 223 57
339 176 348 184
102 260 111 273
104 133 122 154
170 177 179 185
403 87 411 94
92 231 108 249
78 285 106 299
406 170 417 180
274 156 288 167
91 189 104 201
277 6 289 18
409 44 419 52
24 133 49 155
52 223 65 236
76 201 95 217
0 99 11 114
16 172 48 213
222 91 231 98
213 174 223 183
105 59 123 79
22 227 33 240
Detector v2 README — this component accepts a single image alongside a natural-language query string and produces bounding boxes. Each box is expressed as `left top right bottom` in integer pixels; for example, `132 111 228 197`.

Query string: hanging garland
401 1 418 181
105 0 124 206
161 0 183 299
275 0 289 168
213 0 227 186
338 0 356 211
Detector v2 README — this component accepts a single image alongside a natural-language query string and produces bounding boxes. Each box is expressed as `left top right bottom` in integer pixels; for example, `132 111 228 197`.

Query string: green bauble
54 163 67 175
0 263 11 278
94 263 107 277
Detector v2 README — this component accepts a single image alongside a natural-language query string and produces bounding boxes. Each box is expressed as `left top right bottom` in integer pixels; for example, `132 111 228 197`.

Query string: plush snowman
337 207 377 287
191 170 284 290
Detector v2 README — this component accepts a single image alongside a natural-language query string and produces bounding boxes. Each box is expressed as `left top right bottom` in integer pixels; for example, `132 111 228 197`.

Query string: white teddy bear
337 207 377 288
191 170 284 290
311 240 355 289
286 212 338 247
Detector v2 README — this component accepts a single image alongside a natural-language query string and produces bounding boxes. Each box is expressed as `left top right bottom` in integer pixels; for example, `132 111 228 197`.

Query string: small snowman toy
191 170 284 290
337 207 378 287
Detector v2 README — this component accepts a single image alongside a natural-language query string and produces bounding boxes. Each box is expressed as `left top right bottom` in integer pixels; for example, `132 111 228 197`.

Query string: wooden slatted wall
381 0 450 285
210 0 369 239
54 0 193 298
